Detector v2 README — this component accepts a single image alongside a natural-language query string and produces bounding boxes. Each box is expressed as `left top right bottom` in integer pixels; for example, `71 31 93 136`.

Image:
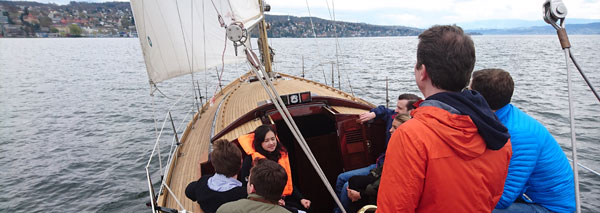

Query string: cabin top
210 72 374 142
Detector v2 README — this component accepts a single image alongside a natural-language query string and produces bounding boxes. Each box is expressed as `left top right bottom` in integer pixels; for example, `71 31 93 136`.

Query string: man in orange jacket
377 25 512 212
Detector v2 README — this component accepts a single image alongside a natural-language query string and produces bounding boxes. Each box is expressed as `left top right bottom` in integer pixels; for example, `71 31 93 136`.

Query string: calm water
1 36 599 212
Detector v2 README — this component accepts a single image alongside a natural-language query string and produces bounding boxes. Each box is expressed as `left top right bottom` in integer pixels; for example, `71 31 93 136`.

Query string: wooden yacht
161 72 388 212
131 0 388 212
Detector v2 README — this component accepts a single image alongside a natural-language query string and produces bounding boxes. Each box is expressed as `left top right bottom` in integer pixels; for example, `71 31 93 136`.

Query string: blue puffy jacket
495 104 576 212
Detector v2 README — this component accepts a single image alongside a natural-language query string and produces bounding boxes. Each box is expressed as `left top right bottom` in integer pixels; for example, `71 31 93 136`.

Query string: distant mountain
263 14 422 38
458 18 600 30
262 15 599 37
465 22 600 35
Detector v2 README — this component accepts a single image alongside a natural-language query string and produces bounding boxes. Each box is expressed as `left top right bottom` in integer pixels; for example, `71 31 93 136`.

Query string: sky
20 0 600 28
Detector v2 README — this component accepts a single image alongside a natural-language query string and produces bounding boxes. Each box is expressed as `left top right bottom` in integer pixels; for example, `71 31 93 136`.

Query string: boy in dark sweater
185 139 247 213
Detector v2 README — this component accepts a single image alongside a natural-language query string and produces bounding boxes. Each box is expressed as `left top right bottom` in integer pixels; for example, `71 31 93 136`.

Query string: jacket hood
424 90 510 150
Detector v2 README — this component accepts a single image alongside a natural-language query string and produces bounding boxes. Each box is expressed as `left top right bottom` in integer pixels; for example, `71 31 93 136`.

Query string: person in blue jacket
333 93 421 213
470 68 576 213
358 93 421 144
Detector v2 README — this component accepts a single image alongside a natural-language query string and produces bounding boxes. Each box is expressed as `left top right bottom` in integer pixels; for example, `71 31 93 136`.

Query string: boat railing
145 88 197 212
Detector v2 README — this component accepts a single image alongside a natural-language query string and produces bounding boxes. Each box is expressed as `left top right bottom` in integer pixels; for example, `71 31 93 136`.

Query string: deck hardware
226 22 247 56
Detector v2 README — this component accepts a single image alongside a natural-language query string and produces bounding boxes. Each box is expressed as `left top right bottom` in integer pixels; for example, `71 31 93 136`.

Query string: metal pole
331 63 334 87
168 112 180 145
386 76 389 109
302 56 305 78
197 80 203 108
565 48 581 213
338 64 341 90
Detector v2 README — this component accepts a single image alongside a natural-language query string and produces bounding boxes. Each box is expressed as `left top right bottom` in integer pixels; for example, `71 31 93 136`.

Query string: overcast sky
22 0 600 28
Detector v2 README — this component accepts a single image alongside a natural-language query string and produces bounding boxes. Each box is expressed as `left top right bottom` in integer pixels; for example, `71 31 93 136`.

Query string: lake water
1 36 599 212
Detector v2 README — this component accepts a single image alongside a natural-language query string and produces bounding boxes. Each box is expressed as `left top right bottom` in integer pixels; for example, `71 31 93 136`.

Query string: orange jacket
238 133 294 196
377 106 512 212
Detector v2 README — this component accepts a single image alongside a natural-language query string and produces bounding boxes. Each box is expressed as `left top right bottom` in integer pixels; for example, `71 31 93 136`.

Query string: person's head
389 113 411 134
211 139 243 177
247 158 287 202
415 25 476 97
253 125 285 161
406 99 419 114
395 93 422 114
470 68 514 110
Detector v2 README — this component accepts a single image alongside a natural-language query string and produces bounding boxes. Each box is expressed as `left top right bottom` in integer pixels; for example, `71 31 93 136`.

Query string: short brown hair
211 139 242 177
471 69 514 110
249 158 287 202
398 93 421 101
417 25 476 92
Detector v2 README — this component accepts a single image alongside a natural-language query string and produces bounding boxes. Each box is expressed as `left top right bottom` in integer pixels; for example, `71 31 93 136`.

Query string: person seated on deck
217 158 292 213
470 68 576 213
358 93 422 143
185 139 247 213
334 94 421 213
238 125 311 211
344 113 411 213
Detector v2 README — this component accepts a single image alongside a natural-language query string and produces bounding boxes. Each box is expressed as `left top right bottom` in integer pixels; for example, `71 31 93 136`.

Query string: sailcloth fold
130 0 261 84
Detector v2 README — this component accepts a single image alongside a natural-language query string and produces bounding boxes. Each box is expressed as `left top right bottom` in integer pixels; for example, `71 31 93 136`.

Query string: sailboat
131 0 598 212
130 0 386 212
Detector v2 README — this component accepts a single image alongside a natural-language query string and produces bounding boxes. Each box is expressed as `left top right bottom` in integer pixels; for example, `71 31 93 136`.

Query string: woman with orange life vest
238 125 311 211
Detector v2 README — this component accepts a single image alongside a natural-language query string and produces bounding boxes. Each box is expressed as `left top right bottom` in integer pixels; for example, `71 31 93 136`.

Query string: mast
258 0 272 73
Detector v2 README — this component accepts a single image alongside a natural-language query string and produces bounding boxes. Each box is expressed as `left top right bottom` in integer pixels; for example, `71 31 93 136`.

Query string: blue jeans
493 203 552 213
334 164 376 213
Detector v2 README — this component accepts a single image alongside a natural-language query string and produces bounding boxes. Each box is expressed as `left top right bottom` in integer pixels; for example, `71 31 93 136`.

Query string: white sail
130 0 262 84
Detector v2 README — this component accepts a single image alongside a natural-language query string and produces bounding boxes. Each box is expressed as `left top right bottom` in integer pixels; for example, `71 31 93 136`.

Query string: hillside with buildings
3 1 594 38
0 1 422 38
0 1 135 37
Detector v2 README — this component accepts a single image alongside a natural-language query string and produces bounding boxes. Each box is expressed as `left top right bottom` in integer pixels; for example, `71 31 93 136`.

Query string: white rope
568 158 600 177
162 181 187 211
245 46 347 213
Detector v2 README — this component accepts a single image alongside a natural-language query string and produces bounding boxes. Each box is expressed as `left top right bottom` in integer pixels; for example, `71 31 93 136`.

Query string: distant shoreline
1 1 598 38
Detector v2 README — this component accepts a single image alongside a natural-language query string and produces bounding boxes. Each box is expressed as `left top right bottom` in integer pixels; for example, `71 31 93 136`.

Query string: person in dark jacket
333 94 421 213
217 158 291 213
471 68 575 213
345 113 411 212
358 93 421 144
185 139 247 213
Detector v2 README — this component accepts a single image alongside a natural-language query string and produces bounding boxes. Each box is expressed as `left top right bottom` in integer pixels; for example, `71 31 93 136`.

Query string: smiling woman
237 125 312 211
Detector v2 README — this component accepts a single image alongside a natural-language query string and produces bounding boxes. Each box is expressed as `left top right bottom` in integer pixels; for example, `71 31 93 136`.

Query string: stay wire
305 0 328 85
568 48 600 102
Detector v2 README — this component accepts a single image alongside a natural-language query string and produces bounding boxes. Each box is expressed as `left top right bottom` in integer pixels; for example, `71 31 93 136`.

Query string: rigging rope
174 0 199 112
304 0 329 85
323 0 355 95
244 45 347 213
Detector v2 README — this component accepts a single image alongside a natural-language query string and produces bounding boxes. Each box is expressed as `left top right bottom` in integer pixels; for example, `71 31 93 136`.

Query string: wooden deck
159 72 372 211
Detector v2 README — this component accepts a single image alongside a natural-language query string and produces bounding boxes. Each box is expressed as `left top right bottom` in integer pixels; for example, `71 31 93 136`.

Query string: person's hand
347 187 361 202
359 112 376 123
278 199 285 206
300 199 311 209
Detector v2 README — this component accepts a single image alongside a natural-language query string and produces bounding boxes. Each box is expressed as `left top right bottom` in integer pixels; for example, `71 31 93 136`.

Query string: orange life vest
238 133 294 196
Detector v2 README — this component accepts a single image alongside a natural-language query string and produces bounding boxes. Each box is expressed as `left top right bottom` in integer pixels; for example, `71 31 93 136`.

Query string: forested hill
264 14 422 38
